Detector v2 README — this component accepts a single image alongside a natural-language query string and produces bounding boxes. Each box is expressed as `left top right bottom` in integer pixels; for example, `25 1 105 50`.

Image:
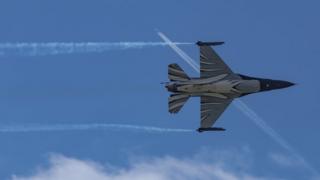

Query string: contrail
233 100 318 175
158 32 199 72
157 31 319 176
0 123 193 133
0 42 192 56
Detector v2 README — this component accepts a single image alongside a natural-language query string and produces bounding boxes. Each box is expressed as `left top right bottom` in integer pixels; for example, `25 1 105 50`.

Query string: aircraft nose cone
260 79 295 91
284 81 295 87
275 80 295 89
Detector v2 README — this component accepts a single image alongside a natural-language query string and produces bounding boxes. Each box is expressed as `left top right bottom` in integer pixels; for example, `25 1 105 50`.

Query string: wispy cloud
11 149 279 180
0 123 193 133
269 152 302 168
156 31 319 176
0 42 192 56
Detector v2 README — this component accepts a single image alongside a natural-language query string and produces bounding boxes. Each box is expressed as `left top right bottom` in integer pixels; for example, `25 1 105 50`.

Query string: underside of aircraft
165 41 295 132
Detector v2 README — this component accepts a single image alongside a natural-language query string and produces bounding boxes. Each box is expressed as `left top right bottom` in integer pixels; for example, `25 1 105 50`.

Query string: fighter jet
165 41 295 132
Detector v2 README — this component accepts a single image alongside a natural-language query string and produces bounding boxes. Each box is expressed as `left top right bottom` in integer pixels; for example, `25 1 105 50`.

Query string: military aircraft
165 41 295 132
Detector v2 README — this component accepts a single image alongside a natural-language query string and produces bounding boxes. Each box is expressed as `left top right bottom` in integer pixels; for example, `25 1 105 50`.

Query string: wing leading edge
199 44 240 80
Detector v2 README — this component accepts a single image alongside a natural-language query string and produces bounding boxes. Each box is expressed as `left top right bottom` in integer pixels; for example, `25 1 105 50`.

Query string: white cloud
11 150 281 180
269 153 301 168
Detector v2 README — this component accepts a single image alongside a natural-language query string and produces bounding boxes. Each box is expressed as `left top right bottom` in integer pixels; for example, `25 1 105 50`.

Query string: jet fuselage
166 74 294 99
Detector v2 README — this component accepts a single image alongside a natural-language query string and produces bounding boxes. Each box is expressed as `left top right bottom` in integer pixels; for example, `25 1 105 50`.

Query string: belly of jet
166 79 261 98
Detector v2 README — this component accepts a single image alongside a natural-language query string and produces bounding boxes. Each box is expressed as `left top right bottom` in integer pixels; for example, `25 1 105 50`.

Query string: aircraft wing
200 96 232 128
199 45 235 78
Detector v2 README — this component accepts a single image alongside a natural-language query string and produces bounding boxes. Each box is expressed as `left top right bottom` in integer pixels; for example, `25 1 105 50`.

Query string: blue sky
0 0 319 179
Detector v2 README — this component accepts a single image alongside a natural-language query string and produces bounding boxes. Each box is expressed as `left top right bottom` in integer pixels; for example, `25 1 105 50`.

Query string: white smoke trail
233 100 318 175
0 123 193 133
158 32 200 72
157 31 319 176
0 42 192 56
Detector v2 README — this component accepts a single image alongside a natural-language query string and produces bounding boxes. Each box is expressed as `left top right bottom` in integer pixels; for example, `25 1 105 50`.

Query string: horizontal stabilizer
168 63 190 82
169 94 190 114
197 127 226 133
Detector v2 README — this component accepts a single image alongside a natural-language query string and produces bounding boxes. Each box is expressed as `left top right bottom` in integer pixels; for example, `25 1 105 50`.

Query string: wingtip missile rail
197 127 226 133
196 41 224 46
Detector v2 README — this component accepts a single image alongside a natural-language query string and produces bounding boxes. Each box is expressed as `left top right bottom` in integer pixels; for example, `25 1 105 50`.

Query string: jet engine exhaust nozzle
165 83 178 92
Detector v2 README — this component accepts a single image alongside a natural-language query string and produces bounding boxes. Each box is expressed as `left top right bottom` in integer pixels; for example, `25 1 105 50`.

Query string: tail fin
169 94 190 113
168 63 190 81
